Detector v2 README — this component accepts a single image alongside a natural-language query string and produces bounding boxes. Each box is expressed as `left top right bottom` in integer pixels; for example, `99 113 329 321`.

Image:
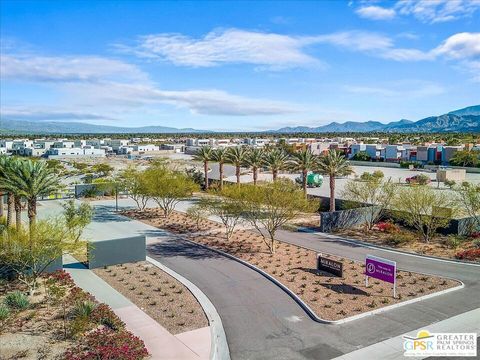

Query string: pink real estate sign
365 255 397 297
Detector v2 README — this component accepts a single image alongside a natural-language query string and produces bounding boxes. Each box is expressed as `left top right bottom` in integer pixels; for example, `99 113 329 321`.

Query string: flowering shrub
469 232 480 239
376 221 400 234
455 249 480 261
47 270 75 287
91 303 125 331
64 328 149 360
68 286 95 303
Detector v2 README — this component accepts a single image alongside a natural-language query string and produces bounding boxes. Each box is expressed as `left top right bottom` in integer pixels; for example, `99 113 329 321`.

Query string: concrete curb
177 236 465 325
146 256 231 360
317 232 480 267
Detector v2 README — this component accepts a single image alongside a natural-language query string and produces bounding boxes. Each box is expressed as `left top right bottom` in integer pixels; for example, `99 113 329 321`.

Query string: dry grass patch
94 261 208 334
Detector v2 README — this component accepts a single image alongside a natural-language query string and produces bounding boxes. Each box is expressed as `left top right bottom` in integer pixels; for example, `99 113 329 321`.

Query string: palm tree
211 148 229 191
227 146 248 186
2 159 60 229
193 146 213 190
263 148 289 181
244 148 264 185
0 156 18 228
290 149 318 198
316 150 352 212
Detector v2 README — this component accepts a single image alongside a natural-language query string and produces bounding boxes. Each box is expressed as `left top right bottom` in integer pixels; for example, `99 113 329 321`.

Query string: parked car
406 174 431 185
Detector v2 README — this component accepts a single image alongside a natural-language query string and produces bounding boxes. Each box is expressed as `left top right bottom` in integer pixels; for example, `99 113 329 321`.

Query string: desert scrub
0 303 10 322
4 291 30 310
73 300 97 319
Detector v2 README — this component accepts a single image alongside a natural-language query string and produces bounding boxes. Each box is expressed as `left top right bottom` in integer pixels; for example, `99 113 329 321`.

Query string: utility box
436 169 466 182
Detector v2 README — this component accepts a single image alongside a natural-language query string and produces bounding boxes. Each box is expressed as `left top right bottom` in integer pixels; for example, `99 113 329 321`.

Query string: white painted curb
146 256 230 360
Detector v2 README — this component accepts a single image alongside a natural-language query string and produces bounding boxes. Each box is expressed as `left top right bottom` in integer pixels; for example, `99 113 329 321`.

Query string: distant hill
449 105 480 116
1 105 478 134
271 105 479 133
0 120 209 134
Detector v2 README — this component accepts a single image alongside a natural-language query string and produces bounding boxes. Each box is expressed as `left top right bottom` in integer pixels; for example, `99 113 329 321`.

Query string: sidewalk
63 255 210 360
332 308 480 360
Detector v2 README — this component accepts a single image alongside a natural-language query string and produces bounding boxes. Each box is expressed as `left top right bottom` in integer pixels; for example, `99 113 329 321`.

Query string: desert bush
376 221 400 233
4 291 29 310
91 303 125 331
455 249 480 261
73 300 97 319
444 180 456 189
64 328 149 360
446 236 464 250
0 303 10 323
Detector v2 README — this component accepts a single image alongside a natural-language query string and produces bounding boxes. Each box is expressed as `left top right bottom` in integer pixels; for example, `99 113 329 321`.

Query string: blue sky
1 0 479 131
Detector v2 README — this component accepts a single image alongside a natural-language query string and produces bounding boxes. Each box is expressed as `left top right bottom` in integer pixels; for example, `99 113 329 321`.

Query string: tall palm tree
211 148 229 191
227 146 248 186
316 150 352 212
0 156 17 228
263 148 289 181
290 149 318 198
2 159 60 229
193 146 213 190
244 148 264 185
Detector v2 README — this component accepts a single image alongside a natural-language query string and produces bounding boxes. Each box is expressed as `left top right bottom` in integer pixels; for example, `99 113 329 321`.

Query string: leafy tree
144 164 198 218
393 185 456 242
193 146 213 190
91 163 114 177
227 146 249 186
351 151 371 161
290 149 318 198
199 188 245 240
186 204 209 231
342 178 396 230
118 166 150 210
449 150 479 167
211 148 229 191
244 147 264 185
62 200 93 242
0 218 85 295
455 182 480 234
360 170 384 182
316 150 353 212
240 179 313 253
263 148 289 181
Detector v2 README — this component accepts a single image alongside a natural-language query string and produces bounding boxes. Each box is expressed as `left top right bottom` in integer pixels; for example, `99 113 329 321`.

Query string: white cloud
1 107 116 121
66 82 298 116
313 31 393 52
395 0 480 23
1 51 298 116
356 5 396 20
432 32 480 59
118 28 320 69
344 81 446 98
1 54 148 83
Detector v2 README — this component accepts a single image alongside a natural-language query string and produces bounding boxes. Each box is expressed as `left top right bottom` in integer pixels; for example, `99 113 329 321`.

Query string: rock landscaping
94 261 208 334
126 210 460 321
0 271 148 360
333 223 480 262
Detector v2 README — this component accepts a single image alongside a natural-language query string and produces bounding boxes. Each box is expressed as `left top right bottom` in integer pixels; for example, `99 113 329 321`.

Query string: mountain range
0 105 479 134
270 105 480 133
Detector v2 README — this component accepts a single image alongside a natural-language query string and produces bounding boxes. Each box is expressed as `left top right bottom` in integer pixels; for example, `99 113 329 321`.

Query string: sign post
365 255 397 298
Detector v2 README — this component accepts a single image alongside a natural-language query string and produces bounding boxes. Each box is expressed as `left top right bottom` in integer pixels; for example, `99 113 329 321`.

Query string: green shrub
73 300 97 319
0 304 10 322
444 179 456 189
4 291 30 310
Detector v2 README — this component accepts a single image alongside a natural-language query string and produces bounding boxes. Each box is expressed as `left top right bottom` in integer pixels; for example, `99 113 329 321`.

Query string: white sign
403 330 477 357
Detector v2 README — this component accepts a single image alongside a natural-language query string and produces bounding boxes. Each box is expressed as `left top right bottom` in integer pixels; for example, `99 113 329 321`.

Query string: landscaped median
93 261 208 335
125 209 461 322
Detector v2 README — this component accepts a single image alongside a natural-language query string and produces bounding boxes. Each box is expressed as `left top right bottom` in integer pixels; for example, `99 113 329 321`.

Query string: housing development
1 1 479 360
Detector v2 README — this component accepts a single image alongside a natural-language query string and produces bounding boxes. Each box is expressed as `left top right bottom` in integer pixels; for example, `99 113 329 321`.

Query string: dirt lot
94 261 208 334
126 210 460 321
